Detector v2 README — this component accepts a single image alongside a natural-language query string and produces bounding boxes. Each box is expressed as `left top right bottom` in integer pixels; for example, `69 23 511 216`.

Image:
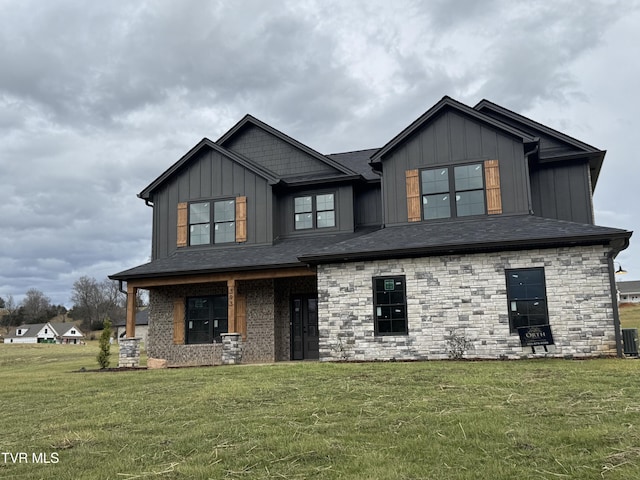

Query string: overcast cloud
1 0 639 307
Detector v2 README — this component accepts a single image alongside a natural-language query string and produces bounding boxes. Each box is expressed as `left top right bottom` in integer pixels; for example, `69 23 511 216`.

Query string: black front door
291 296 319 360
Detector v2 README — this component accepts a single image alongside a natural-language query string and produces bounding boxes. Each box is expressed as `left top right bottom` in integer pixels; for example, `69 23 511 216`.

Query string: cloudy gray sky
1 0 639 307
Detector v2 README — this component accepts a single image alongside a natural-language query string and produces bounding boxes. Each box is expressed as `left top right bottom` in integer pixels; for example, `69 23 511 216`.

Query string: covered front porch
120 266 318 367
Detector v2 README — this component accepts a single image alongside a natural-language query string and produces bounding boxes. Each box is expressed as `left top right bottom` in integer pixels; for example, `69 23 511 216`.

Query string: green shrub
97 318 112 369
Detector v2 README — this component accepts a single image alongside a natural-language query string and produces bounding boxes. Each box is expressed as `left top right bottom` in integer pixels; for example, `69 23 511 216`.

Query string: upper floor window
506 268 549 332
421 163 485 220
294 193 335 230
189 199 236 245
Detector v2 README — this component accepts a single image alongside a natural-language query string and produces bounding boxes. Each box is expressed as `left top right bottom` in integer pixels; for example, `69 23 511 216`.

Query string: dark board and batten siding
529 161 594 224
354 184 382 228
381 110 530 225
151 148 273 260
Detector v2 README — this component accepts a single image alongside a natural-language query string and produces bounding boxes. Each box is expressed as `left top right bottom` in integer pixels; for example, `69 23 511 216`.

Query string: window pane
188 319 211 343
507 270 545 299
456 190 485 216
214 221 235 243
317 210 335 228
454 164 483 190
378 319 393 333
390 319 407 333
214 319 228 340
423 194 451 219
214 200 235 222
294 196 312 213
295 213 313 229
391 306 406 319
316 194 334 211
190 202 210 224
190 224 210 245
421 168 449 194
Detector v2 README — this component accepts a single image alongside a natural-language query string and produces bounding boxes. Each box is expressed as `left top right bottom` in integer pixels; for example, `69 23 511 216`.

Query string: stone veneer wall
317 245 618 361
147 280 280 366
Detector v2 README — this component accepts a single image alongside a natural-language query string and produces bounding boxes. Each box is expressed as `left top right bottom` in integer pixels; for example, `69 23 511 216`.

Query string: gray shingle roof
113 309 149 328
111 230 375 281
5 323 47 339
618 280 640 294
299 215 631 263
112 215 631 281
5 322 83 339
327 149 380 181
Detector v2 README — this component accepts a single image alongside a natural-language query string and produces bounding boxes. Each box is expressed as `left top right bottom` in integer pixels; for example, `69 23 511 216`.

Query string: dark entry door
291 296 319 360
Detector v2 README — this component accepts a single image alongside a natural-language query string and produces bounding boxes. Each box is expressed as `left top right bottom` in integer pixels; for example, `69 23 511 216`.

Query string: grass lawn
1 344 640 479
620 303 640 330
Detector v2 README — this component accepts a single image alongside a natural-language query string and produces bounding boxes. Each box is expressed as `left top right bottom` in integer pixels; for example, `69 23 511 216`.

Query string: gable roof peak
371 95 536 163
217 114 358 177
137 137 281 200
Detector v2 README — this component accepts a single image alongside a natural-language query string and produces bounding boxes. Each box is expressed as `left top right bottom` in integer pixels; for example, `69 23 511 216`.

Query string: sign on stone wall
517 325 554 348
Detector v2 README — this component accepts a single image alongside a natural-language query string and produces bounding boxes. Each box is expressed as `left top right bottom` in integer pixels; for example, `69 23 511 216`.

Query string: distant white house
618 281 640 304
4 322 85 344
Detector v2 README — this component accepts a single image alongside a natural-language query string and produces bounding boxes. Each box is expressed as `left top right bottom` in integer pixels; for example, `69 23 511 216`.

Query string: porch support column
227 278 237 333
126 285 138 338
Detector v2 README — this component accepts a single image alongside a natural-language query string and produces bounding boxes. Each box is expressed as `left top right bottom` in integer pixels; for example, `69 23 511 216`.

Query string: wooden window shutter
177 202 188 247
235 196 247 242
172 298 185 345
484 160 502 215
236 293 247 340
406 169 421 222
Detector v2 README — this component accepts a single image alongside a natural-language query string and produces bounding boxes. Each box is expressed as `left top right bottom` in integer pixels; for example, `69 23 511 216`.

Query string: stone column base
119 338 141 368
221 333 243 365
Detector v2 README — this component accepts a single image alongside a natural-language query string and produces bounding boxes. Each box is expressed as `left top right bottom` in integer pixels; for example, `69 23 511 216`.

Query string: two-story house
111 96 632 366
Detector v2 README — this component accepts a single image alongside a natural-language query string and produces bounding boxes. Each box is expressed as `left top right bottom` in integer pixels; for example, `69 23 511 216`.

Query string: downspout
607 250 623 358
118 280 127 295
523 142 539 215
371 166 385 228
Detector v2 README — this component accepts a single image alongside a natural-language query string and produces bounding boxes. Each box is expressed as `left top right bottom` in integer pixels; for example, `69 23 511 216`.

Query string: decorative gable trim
405 169 421 222
484 160 502 215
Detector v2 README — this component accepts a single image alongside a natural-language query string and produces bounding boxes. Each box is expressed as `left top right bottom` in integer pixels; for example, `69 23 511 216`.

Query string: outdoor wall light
615 263 628 274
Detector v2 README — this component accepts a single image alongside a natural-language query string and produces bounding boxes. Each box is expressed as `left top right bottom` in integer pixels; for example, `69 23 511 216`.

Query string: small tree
97 318 112 369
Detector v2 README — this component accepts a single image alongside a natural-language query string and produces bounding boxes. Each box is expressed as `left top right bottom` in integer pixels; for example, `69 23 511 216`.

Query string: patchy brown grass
1 344 640 479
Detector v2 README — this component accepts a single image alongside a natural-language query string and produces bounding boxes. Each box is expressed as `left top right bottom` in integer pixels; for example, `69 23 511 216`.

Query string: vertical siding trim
177 202 188 247
236 293 247 340
405 169 421 222
484 160 503 215
173 298 185 345
235 196 247 242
